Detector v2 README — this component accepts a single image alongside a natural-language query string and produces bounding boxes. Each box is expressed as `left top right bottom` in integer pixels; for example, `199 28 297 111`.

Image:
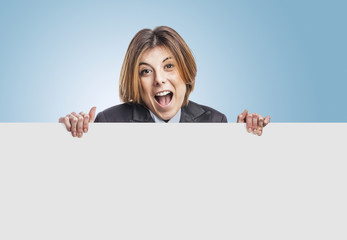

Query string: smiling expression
139 46 186 121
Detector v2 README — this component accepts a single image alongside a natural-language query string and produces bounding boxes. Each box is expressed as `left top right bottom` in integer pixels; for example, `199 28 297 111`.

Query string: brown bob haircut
119 26 197 107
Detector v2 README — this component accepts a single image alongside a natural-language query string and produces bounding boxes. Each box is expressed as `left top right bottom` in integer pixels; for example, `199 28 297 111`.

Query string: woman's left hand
237 110 271 136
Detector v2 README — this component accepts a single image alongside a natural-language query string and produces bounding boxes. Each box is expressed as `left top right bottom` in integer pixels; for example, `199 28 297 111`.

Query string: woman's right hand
58 107 97 138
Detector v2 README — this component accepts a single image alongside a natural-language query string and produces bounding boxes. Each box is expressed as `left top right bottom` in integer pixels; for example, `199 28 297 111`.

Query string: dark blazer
95 100 227 123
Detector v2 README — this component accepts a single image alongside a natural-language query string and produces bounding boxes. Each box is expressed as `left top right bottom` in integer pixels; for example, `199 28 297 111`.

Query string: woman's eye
165 63 174 69
140 69 151 75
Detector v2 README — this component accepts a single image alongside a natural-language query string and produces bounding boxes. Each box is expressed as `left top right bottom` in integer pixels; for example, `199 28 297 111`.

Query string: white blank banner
0 123 346 240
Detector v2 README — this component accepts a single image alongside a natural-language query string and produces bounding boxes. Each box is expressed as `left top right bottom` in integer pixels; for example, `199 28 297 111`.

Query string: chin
156 110 176 121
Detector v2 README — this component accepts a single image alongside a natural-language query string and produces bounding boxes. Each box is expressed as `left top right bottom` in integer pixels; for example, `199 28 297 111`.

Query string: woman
59 26 270 137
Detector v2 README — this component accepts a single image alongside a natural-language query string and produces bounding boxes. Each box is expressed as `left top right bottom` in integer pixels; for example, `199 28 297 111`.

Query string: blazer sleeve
94 111 106 122
221 114 228 123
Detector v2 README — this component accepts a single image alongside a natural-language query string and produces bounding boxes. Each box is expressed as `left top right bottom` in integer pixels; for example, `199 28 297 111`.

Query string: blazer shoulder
94 103 134 122
94 102 153 122
182 101 228 122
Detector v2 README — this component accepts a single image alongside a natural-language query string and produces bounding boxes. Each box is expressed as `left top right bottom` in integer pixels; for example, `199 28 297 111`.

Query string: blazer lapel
180 101 208 122
130 101 209 123
131 103 155 122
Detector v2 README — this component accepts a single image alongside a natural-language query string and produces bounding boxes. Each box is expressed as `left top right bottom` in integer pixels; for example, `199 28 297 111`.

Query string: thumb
89 106 97 122
263 115 271 127
237 109 248 123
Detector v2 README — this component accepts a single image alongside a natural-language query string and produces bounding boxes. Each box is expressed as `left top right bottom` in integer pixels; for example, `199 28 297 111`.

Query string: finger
258 129 263 136
264 115 271 127
89 106 97 123
246 113 252 132
258 116 264 136
80 112 89 133
59 116 72 132
258 116 264 128
69 113 78 137
71 112 84 138
237 109 248 123
64 116 72 132
252 114 258 134
72 112 84 138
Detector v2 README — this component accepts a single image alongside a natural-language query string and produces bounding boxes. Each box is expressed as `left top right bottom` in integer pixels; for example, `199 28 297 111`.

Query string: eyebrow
139 56 172 66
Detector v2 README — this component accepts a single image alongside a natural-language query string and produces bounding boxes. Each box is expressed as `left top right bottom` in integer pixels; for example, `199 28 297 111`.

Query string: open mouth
154 90 173 106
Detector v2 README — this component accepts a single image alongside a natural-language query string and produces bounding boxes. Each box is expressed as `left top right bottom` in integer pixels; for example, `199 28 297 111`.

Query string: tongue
157 95 171 106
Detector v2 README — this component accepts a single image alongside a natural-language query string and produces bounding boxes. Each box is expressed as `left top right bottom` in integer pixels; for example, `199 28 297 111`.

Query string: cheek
140 79 151 95
177 81 187 98
180 87 187 101
171 73 186 94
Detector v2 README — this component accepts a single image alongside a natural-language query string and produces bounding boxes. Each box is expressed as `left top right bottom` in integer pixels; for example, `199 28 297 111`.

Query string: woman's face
139 46 186 121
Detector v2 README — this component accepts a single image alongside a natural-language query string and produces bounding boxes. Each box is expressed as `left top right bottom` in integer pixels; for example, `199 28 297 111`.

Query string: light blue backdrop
1 0 346 122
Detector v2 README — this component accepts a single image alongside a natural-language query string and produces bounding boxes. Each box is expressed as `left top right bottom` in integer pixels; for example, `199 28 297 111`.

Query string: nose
154 70 167 86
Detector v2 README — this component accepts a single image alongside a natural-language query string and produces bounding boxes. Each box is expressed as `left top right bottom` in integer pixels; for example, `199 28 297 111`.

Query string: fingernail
84 128 87 133
253 129 257 134
248 128 252 133
78 132 82 137
72 131 76 137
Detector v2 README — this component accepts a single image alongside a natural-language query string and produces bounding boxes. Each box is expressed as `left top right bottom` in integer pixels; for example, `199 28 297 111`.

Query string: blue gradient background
1 0 346 122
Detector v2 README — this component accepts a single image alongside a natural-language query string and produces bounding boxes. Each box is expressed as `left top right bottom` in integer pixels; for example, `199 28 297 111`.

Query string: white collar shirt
149 108 181 123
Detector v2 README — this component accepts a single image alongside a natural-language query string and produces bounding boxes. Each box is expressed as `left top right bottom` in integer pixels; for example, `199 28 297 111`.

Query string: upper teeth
155 91 171 97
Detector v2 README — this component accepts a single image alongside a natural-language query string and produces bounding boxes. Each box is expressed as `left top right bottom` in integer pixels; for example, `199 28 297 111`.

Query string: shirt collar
149 108 181 123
